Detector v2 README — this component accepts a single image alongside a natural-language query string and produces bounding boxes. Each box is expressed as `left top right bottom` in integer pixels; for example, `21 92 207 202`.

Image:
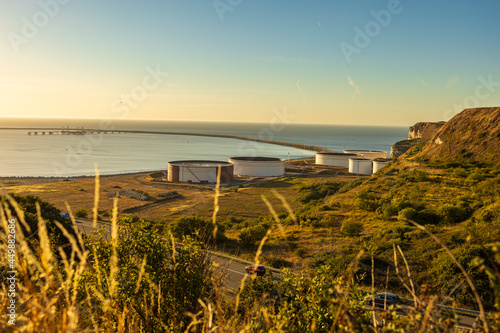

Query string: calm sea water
0 118 408 177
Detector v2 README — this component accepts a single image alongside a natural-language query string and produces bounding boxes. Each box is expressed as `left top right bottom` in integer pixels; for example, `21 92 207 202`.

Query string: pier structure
27 127 116 135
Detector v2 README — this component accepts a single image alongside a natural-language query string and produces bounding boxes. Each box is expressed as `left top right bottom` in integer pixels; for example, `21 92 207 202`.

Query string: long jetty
0 127 336 153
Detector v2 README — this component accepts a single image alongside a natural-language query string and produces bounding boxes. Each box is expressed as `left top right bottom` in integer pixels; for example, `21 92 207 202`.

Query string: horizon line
0 116 413 128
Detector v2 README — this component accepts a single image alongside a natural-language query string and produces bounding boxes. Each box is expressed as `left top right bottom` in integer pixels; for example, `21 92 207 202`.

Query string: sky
1 0 499 126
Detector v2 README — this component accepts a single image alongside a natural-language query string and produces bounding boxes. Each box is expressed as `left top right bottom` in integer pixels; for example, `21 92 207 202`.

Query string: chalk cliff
418 107 500 166
390 139 421 158
408 122 445 140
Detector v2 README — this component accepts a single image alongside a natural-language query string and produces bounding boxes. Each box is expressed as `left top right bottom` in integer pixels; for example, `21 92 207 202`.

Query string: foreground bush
83 218 216 332
0 197 217 332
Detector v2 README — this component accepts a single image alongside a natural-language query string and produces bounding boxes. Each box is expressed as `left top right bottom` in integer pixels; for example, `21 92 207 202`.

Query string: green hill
418 107 500 166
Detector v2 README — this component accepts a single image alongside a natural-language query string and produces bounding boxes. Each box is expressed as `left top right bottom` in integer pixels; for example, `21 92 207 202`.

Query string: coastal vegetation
2 157 500 313
1 107 499 330
2 190 499 331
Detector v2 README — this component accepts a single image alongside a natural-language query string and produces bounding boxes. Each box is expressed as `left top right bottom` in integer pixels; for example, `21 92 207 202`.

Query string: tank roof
168 160 233 167
229 156 283 161
316 152 358 156
349 157 371 161
344 149 385 153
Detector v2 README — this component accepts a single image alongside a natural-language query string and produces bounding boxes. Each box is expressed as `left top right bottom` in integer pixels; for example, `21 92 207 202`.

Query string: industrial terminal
166 149 392 185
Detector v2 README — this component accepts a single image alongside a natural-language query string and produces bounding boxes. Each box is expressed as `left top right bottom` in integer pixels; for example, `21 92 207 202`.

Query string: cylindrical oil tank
315 152 358 167
167 160 233 184
372 158 392 173
348 158 372 175
343 149 387 160
228 157 285 177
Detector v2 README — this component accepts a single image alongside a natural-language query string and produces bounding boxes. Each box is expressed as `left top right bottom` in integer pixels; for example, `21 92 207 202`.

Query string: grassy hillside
418 107 500 166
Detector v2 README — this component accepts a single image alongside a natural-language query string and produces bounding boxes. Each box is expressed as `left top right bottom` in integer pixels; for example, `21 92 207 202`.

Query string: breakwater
0 127 335 153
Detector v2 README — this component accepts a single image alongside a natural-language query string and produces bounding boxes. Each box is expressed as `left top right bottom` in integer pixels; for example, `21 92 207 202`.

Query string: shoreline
0 157 316 181
0 127 336 154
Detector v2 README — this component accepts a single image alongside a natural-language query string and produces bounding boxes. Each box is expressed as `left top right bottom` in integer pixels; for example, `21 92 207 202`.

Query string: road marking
225 268 246 277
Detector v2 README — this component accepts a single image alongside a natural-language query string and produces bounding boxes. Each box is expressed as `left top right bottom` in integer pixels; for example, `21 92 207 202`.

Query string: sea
0 118 408 177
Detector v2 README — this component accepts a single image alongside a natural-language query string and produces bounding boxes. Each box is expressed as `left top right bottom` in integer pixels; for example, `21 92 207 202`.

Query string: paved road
74 219 111 236
210 255 250 293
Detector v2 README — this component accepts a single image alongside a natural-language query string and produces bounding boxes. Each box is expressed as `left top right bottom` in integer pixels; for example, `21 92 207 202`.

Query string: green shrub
170 215 226 243
263 256 293 268
308 252 358 279
337 177 366 194
340 220 364 237
468 172 486 182
381 195 414 219
453 167 468 178
223 216 245 229
297 182 343 203
437 204 469 224
239 224 268 247
400 169 429 182
86 221 215 331
294 247 307 258
398 207 417 221
355 189 380 211
1 194 77 254
74 208 88 218
414 208 441 225
475 203 500 224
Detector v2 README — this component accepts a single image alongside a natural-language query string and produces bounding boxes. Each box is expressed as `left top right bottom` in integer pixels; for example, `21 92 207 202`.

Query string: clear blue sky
1 0 499 125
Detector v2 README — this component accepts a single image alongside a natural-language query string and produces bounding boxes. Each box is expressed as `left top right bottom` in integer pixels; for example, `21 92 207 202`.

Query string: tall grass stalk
211 165 221 246
92 163 100 228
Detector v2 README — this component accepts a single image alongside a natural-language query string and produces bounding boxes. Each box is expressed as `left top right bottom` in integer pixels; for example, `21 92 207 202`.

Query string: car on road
365 292 400 308
245 265 266 276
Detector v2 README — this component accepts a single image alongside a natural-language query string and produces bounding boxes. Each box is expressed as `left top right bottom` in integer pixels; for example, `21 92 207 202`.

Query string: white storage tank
168 160 233 184
228 157 285 177
348 158 372 175
343 149 387 160
315 152 358 167
372 158 392 173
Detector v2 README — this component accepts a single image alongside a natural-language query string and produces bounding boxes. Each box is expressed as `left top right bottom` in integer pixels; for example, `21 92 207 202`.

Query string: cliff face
390 139 421 158
408 122 445 140
418 107 500 166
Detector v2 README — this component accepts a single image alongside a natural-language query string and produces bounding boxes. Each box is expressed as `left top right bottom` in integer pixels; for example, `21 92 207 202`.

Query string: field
0 160 352 222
